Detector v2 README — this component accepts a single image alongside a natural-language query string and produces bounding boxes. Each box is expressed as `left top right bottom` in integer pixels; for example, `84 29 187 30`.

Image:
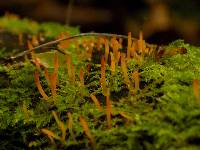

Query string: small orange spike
32 57 41 70
41 128 60 144
110 52 115 74
119 38 123 49
106 93 112 129
34 71 48 100
111 37 120 61
27 40 33 49
58 32 70 50
101 56 108 96
44 67 50 83
52 111 66 142
80 68 84 86
119 112 133 122
101 56 106 82
104 38 109 63
138 31 144 53
132 71 140 91
67 112 77 142
90 94 103 112
32 35 39 46
121 53 130 86
86 39 93 61
82 38 87 49
130 43 136 58
97 36 104 50
116 51 121 65
49 72 57 97
79 116 95 148
193 79 200 105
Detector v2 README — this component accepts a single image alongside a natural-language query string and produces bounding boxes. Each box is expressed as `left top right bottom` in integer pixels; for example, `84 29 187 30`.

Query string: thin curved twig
9 32 155 61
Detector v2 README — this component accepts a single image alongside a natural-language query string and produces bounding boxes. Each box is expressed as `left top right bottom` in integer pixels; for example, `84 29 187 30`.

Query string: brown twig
9 32 155 61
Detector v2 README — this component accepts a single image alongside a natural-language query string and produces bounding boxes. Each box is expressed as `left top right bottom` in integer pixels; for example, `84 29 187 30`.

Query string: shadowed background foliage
0 0 200 45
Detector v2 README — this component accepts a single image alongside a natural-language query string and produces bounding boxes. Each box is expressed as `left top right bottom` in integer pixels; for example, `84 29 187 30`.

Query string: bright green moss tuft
0 16 200 149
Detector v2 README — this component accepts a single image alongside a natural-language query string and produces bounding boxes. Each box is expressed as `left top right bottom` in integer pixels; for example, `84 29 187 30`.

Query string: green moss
0 15 79 38
1 16 200 149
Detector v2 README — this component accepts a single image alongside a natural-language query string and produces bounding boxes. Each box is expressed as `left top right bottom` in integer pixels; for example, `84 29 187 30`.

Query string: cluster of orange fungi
30 32 154 145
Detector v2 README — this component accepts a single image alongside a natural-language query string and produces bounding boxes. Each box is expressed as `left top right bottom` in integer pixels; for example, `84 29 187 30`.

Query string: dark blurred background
0 0 200 45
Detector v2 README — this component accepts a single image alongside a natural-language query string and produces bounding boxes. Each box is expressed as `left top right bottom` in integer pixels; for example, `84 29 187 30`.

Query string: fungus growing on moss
193 79 200 105
121 53 130 87
52 111 67 143
79 116 96 149
132 70 140 92
67 112 77 143
34 70 49 101
100 56 109 96
79 67 84 86
90 94 103 112
104 38 110 63
110 52 115 74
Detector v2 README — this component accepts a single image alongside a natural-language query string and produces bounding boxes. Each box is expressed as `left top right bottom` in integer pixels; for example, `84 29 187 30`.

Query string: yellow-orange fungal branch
104 38 109 63
130 44 135 57
27 40 33 50
79 116 95 148
52 111 66 142
145 47 149 54
28 40 41 70
119 38 123 49
41 128 60 144
138 31 144 53
49 72 57 97
106 94 112 129
33 57 41 70
119 111 133 122
97 36 104 50
34 71 48 100
82 38 88 49
67 112 77 142
111 38 120 61
32 35 39 46
42 52 59 98
44 67 50 83
193 79 200 105
80 68 84 86
110 52 115 74
86 38 95 61
116 51 121 65
121 53 130 86
57 32 70 50
90 94 103 112
132 71 140 91
100 57 109 96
